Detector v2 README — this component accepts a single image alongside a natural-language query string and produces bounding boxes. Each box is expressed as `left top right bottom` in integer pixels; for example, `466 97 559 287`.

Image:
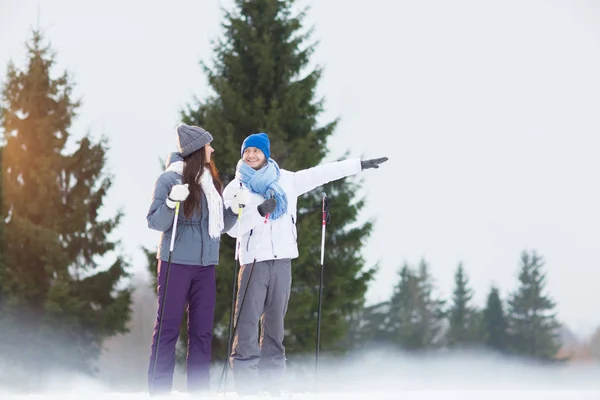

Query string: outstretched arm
292 157 389 196
291 158 362 196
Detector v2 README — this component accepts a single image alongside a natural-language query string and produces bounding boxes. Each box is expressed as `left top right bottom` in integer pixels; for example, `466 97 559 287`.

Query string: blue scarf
235 159 288 220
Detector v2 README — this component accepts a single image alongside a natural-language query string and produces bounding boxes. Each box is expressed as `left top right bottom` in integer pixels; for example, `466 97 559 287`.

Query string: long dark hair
182 146 223 219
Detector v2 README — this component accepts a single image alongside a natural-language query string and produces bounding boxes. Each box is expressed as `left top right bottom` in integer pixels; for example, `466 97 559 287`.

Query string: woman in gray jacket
146 124 238 395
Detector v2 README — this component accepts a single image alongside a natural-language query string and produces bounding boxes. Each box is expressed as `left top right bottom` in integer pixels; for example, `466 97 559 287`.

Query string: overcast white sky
1 0 599 338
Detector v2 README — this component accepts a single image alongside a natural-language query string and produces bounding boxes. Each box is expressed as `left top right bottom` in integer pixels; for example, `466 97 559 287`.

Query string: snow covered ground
3 391 600 400
2 348 599 399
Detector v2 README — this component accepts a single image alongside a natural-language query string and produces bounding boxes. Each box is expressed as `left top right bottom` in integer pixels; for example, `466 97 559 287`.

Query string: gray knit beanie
176 124 213 157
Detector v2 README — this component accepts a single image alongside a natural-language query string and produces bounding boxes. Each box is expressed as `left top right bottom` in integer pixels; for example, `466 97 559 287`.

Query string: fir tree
506 250 561 361
384 259 445 350
414 259 446 348
588 327 600 360
180 0 375 359
446 263 478 347
0 30 131 387
481 285 510 353
0 146 5 288
144 246 158 290
346 300 388 349
0 146 7 362
384 263 421 349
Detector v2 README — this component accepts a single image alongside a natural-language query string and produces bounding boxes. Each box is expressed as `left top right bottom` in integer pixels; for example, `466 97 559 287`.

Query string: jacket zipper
246 229 253 251
291 216 297 243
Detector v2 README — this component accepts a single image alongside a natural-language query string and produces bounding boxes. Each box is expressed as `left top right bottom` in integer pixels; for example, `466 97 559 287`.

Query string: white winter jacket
223 158 362 265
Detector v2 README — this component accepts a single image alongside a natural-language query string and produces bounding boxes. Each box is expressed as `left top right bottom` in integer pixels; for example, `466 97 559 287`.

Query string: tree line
348 250 564 362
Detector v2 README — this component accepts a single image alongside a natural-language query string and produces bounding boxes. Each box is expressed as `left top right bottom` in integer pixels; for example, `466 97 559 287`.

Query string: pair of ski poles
217 192 331 394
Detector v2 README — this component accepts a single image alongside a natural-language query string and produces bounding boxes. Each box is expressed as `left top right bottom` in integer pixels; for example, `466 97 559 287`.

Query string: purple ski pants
148 261 216 394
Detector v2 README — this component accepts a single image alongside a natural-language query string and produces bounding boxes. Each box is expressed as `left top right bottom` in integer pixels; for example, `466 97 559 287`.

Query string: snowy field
3 391 600 400
2 349 599 399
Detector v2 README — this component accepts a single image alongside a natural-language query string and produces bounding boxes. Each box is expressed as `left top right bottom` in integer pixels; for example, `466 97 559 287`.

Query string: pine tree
506 250 561 361
384 264 421 349
0 31 131 387
588 327 600 360
384 260 445 350
446 263 478 347
180 0 375 359
414 259 446 348
346 300 389 349
144 246 158 290
0 145 7 358
481 285 510 353
0 146 5 287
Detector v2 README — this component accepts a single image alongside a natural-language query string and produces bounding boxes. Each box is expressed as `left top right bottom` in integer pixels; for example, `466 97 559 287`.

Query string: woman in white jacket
222 132 387 395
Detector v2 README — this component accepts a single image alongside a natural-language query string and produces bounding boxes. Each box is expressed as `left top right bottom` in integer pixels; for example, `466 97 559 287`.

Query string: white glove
230 189 249 215
166 183 189 209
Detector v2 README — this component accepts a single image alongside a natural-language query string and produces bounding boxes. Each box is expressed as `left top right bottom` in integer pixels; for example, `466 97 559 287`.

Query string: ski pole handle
169 202 180 252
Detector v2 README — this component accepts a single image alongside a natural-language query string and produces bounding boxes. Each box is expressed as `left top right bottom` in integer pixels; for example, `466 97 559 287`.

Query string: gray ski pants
229 258 292 392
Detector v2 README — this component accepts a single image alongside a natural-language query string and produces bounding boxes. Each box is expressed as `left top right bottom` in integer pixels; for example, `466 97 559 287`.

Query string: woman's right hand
166 183 189 209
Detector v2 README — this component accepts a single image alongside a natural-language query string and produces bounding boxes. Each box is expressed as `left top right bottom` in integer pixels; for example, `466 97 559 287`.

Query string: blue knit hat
241 132 270 160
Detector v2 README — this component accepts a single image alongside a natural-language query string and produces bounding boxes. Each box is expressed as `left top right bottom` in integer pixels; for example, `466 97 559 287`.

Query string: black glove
361 157 388 170
257 198 277 217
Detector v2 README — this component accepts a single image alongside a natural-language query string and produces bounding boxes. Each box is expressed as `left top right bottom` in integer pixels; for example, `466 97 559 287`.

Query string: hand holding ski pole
361 157 388 170
257 198 276 217
166 183 189 209
231 187 248 215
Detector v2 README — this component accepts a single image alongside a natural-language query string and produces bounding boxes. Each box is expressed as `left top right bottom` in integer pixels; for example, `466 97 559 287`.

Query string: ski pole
315 192 330 374
150 201 181 393
230 213 269 339
218 208 271 394
218 197 245 395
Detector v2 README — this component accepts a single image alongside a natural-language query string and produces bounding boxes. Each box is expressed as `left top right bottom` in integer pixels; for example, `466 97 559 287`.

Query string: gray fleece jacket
147 152 237 266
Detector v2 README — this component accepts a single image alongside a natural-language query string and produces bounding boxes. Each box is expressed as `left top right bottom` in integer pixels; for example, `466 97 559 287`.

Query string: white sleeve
291 158 362 196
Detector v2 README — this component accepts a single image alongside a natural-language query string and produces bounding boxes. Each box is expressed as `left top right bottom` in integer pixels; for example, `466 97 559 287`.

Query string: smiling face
242 146 267 169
